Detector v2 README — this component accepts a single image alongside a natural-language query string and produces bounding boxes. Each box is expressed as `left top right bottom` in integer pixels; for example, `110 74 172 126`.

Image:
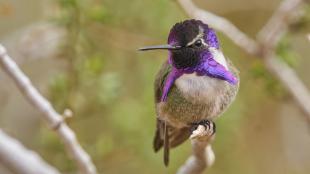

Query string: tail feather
153 119 164 152
163 122 169 166
153 126 163 152
153 119 191 166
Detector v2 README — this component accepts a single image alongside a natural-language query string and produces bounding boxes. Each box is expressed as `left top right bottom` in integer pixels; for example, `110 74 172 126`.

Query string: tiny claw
189 120 216 140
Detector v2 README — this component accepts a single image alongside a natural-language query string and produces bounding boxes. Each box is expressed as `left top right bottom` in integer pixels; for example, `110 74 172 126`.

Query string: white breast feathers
175 73 225 104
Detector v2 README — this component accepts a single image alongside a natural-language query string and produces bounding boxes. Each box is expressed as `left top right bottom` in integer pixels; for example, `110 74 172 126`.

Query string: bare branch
177 125 215 174
0 129 61 174
0 44 97 174
264 55 310 123
177 144 214 174
177 0 260 55
258 0 310 122
258 0 304 49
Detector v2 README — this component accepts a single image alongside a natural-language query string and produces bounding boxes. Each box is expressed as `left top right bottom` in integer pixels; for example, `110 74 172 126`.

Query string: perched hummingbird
139 19 239 166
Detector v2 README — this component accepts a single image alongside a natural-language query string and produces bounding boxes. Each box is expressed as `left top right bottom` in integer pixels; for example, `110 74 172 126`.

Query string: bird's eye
194 39 203 47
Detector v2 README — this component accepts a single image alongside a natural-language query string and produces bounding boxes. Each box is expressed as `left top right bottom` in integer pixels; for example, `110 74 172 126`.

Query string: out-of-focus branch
176 0 310 173
264 55 310 123
257 0 310 123
177 0 260 56
0 129 61 174
177 126 215 174
0 44 97 174
258 0 304 50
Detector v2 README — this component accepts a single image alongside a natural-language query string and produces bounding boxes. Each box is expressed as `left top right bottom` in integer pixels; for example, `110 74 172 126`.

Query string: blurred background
0 0 310 173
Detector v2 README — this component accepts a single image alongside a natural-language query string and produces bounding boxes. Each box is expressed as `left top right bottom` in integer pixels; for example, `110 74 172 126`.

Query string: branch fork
0 44 97 174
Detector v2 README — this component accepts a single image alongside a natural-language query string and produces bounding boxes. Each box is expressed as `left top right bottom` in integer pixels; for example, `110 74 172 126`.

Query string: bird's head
139 19 237 84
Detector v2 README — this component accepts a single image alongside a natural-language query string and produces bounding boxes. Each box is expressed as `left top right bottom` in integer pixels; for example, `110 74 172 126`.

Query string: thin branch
177 0 260 56
0 44 97 174
264 54 310 123
177 125 215 174
257 0 310 121
0 129 61 174
258 0 304 50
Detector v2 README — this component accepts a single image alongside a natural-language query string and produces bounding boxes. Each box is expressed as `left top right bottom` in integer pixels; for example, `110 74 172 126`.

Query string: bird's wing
153 119 191 151
153 61 191 166
153 61 171 166
153 118 191 166
154 61 172 103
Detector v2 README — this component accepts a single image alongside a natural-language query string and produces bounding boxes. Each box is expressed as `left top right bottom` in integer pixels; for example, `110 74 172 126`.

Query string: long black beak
138 44 181 51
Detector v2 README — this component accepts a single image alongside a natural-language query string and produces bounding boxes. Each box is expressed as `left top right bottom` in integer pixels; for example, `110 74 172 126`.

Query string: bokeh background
0 0 310 173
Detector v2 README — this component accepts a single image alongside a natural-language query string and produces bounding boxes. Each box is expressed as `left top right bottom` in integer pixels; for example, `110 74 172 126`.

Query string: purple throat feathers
160 51 238 102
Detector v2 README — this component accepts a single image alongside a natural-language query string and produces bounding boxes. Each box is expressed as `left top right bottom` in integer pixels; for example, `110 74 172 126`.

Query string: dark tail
153 119 164 152
163 122 169 166
153 119 170 166
153 119 191 166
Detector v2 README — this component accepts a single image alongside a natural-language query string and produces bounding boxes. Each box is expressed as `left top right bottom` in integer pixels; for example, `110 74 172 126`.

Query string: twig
258 0 303 50
177 0 260 56
176 0 310 173
0 129 61 174
264 54 310 123
177 125 215 174
257 0 310 121
0 44 97 174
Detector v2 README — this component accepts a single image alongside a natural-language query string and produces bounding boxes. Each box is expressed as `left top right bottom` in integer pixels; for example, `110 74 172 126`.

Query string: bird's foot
190 120 216 140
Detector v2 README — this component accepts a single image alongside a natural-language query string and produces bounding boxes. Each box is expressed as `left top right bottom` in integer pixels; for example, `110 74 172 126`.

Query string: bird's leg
190 120 216 141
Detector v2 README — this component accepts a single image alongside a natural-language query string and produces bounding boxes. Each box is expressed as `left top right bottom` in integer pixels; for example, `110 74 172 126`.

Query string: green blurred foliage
250 60 286 98
276 35 300 68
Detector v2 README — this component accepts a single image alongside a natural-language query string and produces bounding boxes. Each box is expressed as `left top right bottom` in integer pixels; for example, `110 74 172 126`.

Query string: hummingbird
139 19 239 166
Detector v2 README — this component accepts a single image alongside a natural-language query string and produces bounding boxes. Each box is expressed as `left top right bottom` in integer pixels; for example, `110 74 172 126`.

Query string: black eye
194 39 203 47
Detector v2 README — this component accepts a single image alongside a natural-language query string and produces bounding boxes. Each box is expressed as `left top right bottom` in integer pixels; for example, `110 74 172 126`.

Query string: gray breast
156 73 238 128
